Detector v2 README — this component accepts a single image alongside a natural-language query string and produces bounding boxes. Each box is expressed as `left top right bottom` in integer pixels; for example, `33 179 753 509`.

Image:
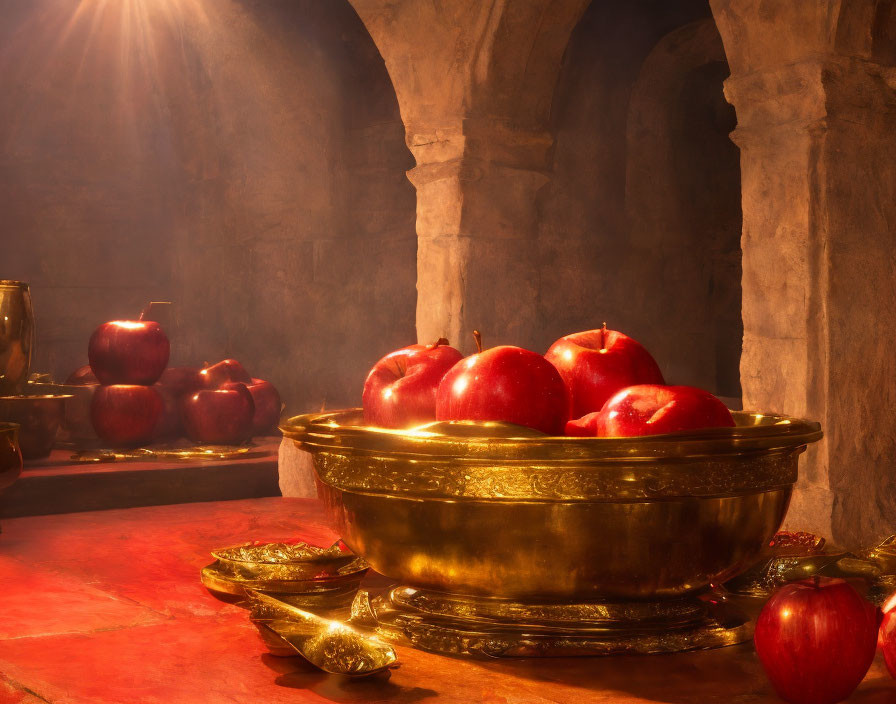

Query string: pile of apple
71 318 281 447
362 325 734 436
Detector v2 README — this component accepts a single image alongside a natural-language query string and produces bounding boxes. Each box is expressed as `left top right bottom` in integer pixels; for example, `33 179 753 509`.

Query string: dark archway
625 19 742 398
538 0 742 401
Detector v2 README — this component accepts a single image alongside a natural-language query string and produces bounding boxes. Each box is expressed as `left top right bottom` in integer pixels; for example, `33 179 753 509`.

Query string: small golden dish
212 540 365 581
201 540 369 611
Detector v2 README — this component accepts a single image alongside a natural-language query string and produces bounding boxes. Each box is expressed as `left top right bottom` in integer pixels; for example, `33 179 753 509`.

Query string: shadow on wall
538 0 742 399
0 0 416 413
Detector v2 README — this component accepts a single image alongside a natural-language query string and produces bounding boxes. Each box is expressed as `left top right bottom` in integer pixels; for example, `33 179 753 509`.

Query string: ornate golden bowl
282 410 821 603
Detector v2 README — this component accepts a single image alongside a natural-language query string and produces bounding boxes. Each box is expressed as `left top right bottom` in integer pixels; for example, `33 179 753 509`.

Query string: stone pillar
347 0 588 353
407 123 551 351
820 58 896 546
713 0 896 546
724 59 832 537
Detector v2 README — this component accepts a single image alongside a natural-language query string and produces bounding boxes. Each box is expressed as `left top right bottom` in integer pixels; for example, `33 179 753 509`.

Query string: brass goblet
0 281 34 395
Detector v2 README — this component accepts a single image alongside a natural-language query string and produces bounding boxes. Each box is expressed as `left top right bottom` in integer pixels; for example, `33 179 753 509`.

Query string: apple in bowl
436 332 568 435
545 324 664 418
363 338 462 429
566 384 735 437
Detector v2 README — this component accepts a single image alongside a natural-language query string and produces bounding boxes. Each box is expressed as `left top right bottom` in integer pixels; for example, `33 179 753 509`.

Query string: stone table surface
2 498 896 704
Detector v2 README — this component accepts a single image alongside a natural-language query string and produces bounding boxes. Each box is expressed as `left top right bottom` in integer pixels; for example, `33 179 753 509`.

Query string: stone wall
0 0 416 413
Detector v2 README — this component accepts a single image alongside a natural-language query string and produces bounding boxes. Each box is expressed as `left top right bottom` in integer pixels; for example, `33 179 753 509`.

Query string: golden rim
282 409 822 460
280 409 820 500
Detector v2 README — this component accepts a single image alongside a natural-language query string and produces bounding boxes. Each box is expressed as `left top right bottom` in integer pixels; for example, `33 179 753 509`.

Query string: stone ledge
0 441 281 519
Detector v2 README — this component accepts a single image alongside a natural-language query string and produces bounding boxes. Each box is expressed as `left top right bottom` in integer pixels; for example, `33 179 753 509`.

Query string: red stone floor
2 497 896 703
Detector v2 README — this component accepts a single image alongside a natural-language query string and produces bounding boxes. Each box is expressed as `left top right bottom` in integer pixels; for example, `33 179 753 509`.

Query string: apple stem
600 322 608 352
473 330 483 354
427 337 449 350
138 301 172 322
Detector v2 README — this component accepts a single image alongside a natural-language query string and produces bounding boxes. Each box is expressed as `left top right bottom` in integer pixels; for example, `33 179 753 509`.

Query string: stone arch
712 0 896 73
466 0 591 129
625 19 742 397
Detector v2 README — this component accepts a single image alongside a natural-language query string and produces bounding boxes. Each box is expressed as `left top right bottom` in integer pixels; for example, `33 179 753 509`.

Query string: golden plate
72 445 265 463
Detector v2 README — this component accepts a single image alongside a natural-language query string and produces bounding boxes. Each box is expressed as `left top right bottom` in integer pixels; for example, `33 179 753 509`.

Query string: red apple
545 324 664 418
593 384 734 437
363 339 463 429
755 577 879 704
878 591 896 678
435 333 568 435
152 384 183 441
247 378 282 436
91 384 163 447
181 381 254 445
565 411 601 437
158 366 202 397
65 364 98 385
59 369 100 441
88 320 170 385
198 359 253 389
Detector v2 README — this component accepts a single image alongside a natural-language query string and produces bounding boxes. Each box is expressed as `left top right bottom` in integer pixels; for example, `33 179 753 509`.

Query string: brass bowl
282 410 822 602
0 394 71 459
0 421 23 493
27 381 98 443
